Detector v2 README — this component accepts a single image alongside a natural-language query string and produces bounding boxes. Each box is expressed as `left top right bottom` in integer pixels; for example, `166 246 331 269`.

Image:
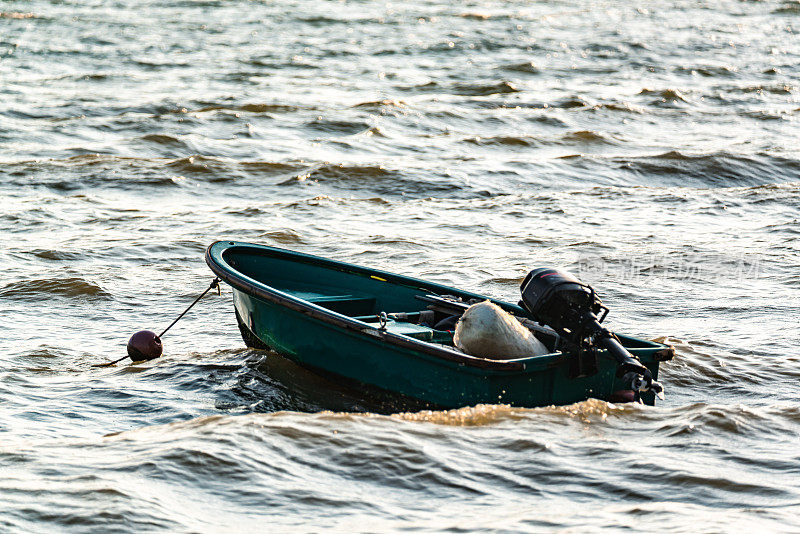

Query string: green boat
205 241 674 410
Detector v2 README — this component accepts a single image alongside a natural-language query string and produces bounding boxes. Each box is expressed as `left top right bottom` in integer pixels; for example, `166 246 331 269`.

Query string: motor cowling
519 268 605 342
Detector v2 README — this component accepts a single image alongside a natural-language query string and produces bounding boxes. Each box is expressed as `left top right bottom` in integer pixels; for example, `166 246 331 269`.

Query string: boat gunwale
205 241 572 373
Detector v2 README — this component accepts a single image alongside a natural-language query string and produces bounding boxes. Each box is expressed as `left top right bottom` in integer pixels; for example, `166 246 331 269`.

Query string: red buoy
127 330 163 361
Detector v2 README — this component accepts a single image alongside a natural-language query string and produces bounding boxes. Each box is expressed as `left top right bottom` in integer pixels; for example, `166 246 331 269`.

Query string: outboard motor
519 268 664 399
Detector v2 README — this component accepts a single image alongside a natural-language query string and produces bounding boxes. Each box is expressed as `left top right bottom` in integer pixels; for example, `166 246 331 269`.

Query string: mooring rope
158 278 220 338
92 277 221 367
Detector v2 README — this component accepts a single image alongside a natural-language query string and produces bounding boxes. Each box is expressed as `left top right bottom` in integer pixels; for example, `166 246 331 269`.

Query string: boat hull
207 241 673 409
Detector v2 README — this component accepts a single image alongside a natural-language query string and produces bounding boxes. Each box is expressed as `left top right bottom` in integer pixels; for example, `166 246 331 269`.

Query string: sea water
1 0 799 531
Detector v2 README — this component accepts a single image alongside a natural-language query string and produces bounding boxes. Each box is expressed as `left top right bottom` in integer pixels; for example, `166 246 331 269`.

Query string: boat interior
283 287 559 352
224 246 561 353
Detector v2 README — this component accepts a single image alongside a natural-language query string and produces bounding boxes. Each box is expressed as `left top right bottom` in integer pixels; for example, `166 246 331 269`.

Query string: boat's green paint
206 241 673 409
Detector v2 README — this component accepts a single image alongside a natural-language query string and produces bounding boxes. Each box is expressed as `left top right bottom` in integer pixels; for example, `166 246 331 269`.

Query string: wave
462 130 615 149
0 155 306 190
733 84 794 96
497 61 540 74
674 64 738 78
560 130 615 145
305 118 373 136
29 249 86 261
136 134 195 156
351 99 407 111
277 163 464 197
3 345 800 531
592 101 647 113
257 229 306 245
194 103 302 114
551 96 592 109
637 88 691 106
400 80 520 96
462 135 539 147
452 81 520 96
0 277 111 299
561 151 800 188
773 1 800 14
0 155 475 197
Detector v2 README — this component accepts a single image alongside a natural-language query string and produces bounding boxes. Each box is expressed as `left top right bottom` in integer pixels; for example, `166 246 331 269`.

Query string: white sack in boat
454 301 549 359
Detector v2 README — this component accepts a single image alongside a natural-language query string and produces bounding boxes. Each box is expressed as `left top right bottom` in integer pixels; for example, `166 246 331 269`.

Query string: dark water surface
2 0 799 531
